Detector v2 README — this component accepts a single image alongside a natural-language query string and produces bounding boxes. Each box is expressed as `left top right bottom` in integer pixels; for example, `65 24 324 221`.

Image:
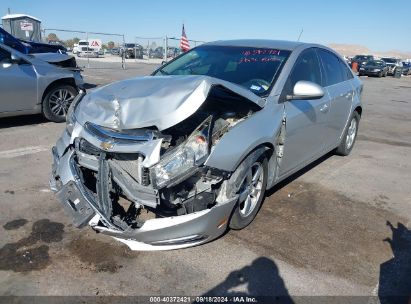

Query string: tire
358 72 363 76
229 156 268 230
335 111 360 156
378 72 382 78
42 84 78 122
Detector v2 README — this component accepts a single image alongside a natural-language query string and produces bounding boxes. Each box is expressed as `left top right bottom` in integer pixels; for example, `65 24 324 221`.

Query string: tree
47 33 59 42
107 41 115 49
63 37 81 48
102 44 108 50
150 41 157 51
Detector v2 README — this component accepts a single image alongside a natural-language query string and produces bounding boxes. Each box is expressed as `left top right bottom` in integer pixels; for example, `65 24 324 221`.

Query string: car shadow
378 221 411 304
0 114 49 129
82 83 98 89
266 151 334 197
202 257 294 303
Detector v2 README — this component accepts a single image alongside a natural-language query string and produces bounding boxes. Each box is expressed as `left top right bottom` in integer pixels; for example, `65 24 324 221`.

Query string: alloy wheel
48 88 75 117
238 162 264 218
345 118 357 150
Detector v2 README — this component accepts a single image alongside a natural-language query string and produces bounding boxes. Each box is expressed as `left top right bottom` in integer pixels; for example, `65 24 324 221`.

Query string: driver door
279 48 331 176
0 46 38 113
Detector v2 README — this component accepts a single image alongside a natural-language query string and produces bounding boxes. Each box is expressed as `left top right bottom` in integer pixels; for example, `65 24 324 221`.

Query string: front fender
204 100 284 172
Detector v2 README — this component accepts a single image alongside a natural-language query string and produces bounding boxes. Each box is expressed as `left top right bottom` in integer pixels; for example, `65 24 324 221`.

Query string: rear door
279 48 331 176
317 49 354 149
0 46 38 113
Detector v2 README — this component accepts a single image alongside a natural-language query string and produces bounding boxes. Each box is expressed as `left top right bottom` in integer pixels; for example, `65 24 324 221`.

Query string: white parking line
0 146 49 159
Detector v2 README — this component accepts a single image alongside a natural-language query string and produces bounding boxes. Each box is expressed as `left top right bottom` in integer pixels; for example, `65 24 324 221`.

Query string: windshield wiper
157 68 170 76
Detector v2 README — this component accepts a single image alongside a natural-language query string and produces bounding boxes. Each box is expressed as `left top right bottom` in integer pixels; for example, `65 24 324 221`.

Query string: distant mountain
328 43 411 59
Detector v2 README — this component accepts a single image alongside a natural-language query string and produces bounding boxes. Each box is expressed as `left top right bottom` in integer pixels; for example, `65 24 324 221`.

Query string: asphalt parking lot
0 63 410 301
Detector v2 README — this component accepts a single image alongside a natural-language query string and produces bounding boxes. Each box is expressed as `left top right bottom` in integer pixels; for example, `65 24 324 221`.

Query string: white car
77 47 99 58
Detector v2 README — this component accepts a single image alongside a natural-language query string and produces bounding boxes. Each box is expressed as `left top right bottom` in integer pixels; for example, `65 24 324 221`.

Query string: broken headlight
150 117 211 189
66 90 85 135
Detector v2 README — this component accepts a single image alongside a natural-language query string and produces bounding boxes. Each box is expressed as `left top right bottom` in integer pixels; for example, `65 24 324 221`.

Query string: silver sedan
0 43 83 122
50 40 362 250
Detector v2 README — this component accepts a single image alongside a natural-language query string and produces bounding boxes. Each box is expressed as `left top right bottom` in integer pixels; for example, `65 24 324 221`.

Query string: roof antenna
297 28 303 42
8 8 11 14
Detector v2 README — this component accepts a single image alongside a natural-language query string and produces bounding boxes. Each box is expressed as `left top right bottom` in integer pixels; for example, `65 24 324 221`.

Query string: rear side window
288 48 322 89
317 49 345 86
339 59 354 80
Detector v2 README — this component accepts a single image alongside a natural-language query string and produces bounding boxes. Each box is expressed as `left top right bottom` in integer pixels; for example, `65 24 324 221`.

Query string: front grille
110 154 145 185
76 138 100 156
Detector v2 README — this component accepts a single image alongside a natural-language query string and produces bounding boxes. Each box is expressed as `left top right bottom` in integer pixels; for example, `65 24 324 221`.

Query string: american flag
180 24 190 52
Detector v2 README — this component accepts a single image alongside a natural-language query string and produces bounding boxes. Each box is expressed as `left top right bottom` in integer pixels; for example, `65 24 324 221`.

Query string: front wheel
335 111 360 156
42 85 78 122
229 156 268 230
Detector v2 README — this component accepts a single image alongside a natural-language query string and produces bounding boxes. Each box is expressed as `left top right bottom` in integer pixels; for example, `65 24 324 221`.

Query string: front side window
381 58 396 64
317 49 345 86
288 48 322 89
155 45 291 96
366 60 385 67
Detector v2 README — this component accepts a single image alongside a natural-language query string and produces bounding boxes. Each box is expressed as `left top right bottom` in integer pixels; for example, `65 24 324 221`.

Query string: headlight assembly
66 90 85 135
150 117 212 189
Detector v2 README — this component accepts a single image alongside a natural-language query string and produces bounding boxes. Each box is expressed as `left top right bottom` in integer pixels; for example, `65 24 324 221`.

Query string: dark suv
351 55 374 69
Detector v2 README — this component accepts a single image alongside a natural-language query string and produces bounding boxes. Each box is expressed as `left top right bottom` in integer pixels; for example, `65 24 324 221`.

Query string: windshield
367 60 384 66
155 45 291 96
125 44 136 48
355 55 372 61
79 41 88 46
382 58 396 63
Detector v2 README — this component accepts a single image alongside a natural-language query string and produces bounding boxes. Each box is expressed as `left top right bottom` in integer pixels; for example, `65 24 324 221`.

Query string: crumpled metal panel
31 52 73 63
74 75 264 131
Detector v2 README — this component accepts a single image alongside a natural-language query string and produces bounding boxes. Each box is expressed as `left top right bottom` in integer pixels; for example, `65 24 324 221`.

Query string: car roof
203 39 304 51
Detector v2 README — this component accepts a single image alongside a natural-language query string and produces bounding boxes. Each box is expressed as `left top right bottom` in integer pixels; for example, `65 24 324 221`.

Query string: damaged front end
50 75 263 250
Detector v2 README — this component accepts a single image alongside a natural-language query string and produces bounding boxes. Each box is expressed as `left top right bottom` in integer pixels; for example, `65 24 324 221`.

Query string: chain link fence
42 28 206 69
43 28 126 69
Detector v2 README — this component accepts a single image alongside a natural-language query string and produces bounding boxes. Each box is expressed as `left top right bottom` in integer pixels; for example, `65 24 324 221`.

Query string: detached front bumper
50 143 237 250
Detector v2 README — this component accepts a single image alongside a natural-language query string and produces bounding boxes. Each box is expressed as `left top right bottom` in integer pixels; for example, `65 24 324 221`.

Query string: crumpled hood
75 75 264 131
31 52 73 63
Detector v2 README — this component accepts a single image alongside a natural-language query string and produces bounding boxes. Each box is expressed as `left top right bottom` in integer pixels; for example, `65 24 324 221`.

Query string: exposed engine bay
68 85 261 232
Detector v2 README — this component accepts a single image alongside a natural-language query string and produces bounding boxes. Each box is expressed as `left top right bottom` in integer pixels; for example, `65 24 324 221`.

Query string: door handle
320 104 329 113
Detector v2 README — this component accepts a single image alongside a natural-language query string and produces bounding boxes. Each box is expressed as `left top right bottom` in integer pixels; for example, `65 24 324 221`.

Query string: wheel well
41 78 77 106
354 106 362 116
262 142 275 158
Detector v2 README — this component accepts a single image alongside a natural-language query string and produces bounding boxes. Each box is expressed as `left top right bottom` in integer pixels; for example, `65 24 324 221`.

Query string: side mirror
287 80 325 100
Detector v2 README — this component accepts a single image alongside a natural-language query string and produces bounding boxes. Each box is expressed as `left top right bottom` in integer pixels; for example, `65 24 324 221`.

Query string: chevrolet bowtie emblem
100 142 114 150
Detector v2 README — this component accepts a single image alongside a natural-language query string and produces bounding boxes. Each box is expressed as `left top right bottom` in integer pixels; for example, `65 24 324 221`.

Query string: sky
1 0 410 52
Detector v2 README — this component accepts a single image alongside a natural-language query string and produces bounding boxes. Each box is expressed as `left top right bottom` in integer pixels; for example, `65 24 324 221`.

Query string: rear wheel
42 84 78 122
335 111 360 156
229 156 268 230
